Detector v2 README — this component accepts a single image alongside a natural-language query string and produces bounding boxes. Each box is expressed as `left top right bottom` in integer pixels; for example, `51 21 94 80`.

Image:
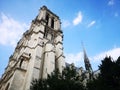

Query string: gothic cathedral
0 6 65 90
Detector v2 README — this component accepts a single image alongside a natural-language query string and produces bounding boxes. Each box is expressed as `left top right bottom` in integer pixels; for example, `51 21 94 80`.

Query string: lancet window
19 58 24 68
45 14 49 26
51 18 54 29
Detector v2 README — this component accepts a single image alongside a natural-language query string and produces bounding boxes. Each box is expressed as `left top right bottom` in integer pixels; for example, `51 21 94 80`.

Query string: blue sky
0 0 120 77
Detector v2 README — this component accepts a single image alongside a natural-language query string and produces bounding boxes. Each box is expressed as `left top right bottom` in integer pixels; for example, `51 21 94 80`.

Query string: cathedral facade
0 6 65 90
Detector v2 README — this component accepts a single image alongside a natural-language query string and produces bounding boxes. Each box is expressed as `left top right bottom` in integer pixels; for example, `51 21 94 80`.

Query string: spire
82 43 93 73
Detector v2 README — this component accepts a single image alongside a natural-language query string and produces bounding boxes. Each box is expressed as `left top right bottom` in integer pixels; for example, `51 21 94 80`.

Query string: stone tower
82 43 93 73
83 48 93 73
0 6 65 90
82 43 94 81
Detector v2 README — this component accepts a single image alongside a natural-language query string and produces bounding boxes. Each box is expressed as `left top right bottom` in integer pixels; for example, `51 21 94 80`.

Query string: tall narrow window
19 58 24 68
55 57 58 69
51 18 54 29
51 33 54 43
45 14 49 25
44 28 48 38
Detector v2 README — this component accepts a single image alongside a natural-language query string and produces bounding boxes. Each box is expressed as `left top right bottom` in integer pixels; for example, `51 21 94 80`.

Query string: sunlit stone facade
0 6 65 90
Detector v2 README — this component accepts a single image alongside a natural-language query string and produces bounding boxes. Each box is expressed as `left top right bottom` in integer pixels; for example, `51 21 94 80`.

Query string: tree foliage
87 56 120 90
30 66 85 90
31 56 120 90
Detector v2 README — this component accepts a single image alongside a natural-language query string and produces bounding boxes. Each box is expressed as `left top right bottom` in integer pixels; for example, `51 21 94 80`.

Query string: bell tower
0 6 65 90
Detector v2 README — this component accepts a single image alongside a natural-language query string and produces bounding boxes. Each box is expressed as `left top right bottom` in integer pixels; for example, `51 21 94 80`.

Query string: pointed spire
82 42 93 73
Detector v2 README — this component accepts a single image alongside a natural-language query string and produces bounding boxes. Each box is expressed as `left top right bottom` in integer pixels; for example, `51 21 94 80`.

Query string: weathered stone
0 6 65 90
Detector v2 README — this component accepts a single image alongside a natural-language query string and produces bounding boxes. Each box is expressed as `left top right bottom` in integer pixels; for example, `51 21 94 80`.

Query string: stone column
55 35 65 73
42 42 55 79
55 19 61 30
48 17 52 27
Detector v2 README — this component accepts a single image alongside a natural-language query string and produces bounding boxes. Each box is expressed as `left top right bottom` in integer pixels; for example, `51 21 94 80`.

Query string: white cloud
87 20 96 28
62 20 71 28
92 47 120 62
73 11 83 26
108 0 114 6
0 13 28 47
65 47 120 70
65 52 84 67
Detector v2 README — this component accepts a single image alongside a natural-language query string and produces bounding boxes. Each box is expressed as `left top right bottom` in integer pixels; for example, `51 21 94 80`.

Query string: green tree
30 79 48 90
87 56 120 90
30 66 85 90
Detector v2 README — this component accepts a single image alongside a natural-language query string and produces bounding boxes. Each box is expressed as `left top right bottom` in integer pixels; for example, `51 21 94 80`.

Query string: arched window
51 18 54 29
44 28 48 38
